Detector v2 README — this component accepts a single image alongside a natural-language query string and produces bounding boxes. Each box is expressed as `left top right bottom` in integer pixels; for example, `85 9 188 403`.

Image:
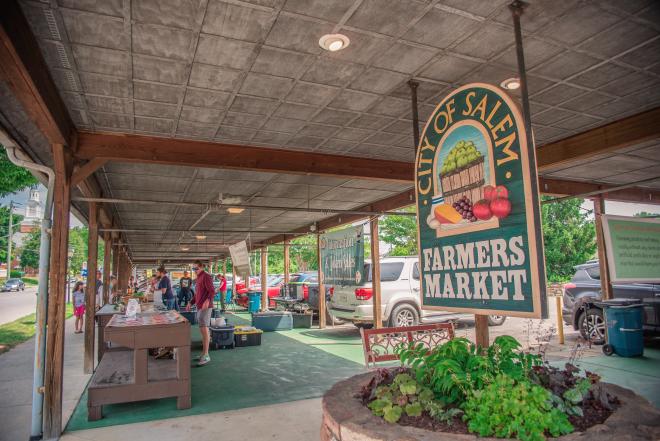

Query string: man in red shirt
217 273 227 312
187 260 215 366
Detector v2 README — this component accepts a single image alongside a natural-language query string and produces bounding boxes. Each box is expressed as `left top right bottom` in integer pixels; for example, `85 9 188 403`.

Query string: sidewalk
0 317 90 441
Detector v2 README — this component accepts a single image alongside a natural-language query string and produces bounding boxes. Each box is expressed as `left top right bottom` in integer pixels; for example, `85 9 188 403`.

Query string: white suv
328 256 506 328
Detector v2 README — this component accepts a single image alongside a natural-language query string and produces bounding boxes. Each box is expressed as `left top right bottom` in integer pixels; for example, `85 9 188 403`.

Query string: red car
234 276 283 308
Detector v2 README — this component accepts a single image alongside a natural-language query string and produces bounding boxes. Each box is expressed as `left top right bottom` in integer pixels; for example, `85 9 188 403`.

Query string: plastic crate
180 310 196 324
234 329 262 347
252 311 293 331
210 325 235 349
292 312 313 328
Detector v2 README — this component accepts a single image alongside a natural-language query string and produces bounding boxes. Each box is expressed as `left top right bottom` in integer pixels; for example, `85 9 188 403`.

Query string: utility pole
7 201 13 279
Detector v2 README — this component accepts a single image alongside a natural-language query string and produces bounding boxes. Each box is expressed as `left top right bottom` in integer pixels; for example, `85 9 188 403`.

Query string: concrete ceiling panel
531 84 587 106
371 42 436 74
579 20 658 58
437 0 509 17
319 139 356 153
286 82 340 106
301 58 364 87
58 0 124 17
342 179 411 192
623 86 660 107
537 3 619 45
251 46 312 78
134 100 179 118
176 120 217 138
315 186 392 203
202 0 275 42
453 23 513 60
491 0 580 34
462 64 519 87
420 55 480 83
239 73 294 99
133 55 189 85
188 63 243 92
389 80 447 103
104 162 193 177
21 2 56 40
180 106 223 124
525 75 555 95
195 169 276 181
72 44 129 77
312 108 358 126
265 13 332 54
258 182 330 199
494 37 563 71
216 125 257 140
85 95 132 114
403 8 478 49
532 108 576 126
132 0 205 30
261 117 306 133
62 92 85 109
326 29 390 64
79 72 131 97
598 166 660 186
365 131 404 146
133 81 183 104
553 114 602 131
346 0 426 37
532 51 601 80
109 173 188 191
298 123 340 138
328 89 379 112
60 9 128 50
229 95 278 115
272 102 317 120
111 189 182 202
195 34 256 69
222 112 265 129
599 72 658 97
349 68 408 94
134 116 174 134
132 23 194 61
332 127 370 142
283 0 355 22
252 130 291 145
628 144 660 162
560 92 614 113
618 39 660 69
286 135 324 149
349 114 394 130
570 62 636 89
184 88 232 109
68 109 89 126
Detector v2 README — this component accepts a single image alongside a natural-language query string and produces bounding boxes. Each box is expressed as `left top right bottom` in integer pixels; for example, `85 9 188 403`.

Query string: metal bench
359 323 454 368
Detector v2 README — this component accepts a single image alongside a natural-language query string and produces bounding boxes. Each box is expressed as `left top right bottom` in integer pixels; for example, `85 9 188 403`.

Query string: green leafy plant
463 374 573 441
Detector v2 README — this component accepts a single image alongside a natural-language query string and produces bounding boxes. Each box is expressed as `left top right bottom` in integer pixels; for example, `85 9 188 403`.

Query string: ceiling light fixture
181 246 190 251
319 34 350 52
195 234 207 240
227 207 245 214
500 77 521 90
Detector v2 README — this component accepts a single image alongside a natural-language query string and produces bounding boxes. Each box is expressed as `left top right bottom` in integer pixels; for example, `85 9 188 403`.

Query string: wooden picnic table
87 310 191 421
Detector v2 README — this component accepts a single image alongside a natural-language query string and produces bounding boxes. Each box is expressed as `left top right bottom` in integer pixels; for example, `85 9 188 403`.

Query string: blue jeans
165 297 177 310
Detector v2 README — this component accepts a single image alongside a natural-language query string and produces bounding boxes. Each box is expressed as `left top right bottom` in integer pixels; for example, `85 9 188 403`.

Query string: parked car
562 260 660 344
328 256 506 328
2 278 25 292
234 275 281 308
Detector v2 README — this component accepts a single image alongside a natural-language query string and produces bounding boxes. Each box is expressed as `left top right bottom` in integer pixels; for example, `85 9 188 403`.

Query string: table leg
176 345 191 409
134 348 148 384
88 405 102 421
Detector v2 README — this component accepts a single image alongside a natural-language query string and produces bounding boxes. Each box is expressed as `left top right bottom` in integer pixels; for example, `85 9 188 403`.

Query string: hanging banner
320 225 365 286
601 215 660 283
415 83 546 318
228 240 252 278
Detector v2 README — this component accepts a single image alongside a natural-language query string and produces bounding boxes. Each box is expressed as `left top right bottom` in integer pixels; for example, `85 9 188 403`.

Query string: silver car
329 256 506 328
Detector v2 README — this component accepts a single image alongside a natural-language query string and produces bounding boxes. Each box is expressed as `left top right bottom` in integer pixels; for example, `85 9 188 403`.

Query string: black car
562 260 660 344
2 278 26 292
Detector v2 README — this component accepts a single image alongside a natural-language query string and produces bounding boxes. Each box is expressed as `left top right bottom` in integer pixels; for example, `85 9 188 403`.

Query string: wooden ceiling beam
0 0 75 146
71 158 108 187
537 107 660 172
539 177 660 204
74 131 414 182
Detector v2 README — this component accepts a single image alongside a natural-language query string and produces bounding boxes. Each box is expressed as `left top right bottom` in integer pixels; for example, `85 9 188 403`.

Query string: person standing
95 270 104 310
72 281 86 334
217 273 227 312
178 270 193 308
187 260 214 366
157 266 176 310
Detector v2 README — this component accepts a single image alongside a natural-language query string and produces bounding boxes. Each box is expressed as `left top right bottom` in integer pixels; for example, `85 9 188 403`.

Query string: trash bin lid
595 298 644 308
642 297 660 305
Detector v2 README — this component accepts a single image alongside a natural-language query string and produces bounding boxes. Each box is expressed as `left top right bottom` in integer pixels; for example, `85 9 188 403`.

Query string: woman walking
72 281 86 334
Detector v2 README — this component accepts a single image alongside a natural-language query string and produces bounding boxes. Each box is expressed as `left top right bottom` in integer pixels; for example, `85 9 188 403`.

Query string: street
0 286 37 326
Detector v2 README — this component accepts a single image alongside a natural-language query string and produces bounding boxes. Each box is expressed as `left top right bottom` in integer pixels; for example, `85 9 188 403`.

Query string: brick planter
321 372 660 441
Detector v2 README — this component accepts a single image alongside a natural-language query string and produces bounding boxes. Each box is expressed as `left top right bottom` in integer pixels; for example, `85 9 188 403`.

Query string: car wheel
388 304 419 328
487 315 506 326
579 308 606 344
354 323 373 330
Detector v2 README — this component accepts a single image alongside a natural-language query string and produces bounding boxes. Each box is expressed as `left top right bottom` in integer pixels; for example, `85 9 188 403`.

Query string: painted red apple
473 199 493 220
483 185 496 201
490 197 512 219
494 185 509 199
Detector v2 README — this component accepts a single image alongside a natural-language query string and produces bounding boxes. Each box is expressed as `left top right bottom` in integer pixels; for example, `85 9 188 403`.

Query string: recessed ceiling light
501 77 521 90
227 207 245 214
319 34 350 52
181 246 190 251
195 234 207 240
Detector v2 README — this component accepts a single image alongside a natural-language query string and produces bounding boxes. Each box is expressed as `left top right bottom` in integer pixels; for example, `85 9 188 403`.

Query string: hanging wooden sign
320 225 365 287
415 83 547 318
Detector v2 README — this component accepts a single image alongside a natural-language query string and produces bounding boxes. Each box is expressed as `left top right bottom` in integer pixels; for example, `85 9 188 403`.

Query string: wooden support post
43 143 72 439
111 241 119 286
283 238 290 284
475 315 489 349
84 202 99 374
260 247 268 311
316 232 326 329
594 197 613 300
102 233 111 305
369 218 383 329
556 296 565 345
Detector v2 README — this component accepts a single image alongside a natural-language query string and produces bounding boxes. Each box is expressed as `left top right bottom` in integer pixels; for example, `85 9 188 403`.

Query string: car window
289 275 302 283
307 277 318 284
586 266 600 280
412 263 420 280
7 279 18 283
365 262 405 282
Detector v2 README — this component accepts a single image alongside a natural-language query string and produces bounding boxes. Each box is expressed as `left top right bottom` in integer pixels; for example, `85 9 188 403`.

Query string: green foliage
541 197 596 282
0 205 24 263
0 146 38 198
23 277 38 285
20 227 41 269
380 206 418 256
68 227 88 276
463 374 573 441
397 336 541 404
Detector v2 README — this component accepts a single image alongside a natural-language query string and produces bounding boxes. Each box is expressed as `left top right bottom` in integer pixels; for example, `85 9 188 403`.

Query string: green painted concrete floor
66 313 659 432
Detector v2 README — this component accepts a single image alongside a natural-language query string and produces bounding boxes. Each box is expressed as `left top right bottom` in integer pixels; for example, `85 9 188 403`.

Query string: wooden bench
359 323 454 368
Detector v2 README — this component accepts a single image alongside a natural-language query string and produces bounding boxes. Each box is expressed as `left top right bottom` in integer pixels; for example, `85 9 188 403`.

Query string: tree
0 205 24 263
0 145 38 197
380 207 418 256
541 197 596 282
20 226 41 270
